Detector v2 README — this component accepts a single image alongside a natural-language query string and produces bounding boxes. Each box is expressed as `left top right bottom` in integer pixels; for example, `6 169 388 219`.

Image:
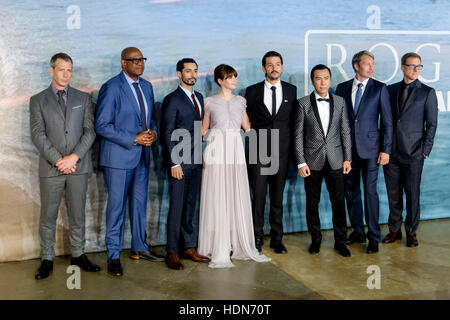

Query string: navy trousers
344 151 381 242
166 166 202 254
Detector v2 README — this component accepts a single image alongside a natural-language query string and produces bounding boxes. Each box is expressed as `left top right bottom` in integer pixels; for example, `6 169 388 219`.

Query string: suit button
65 131 68 134
355 120 358 122
398 120 401 122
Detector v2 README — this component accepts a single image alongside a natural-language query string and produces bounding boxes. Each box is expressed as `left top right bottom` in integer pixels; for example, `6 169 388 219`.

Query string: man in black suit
295 64 352 257
383 52 438 247
245 51 298 254
160 58 210 270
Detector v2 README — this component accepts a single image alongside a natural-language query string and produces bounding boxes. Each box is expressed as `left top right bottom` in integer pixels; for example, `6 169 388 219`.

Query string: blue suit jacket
387 80 438 162
335 78 393 159
160 86 204 171
95 71 157 169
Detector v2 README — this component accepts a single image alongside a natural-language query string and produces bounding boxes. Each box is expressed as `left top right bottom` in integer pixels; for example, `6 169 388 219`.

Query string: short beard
182 78 196 87
265 72 280 81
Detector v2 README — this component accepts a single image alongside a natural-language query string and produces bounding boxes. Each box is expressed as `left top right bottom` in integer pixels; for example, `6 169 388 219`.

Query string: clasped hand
56 154 79 174
136 129 156 146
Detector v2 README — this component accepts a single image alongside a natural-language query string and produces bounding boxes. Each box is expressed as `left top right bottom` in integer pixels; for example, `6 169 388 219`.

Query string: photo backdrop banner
0 0 449 262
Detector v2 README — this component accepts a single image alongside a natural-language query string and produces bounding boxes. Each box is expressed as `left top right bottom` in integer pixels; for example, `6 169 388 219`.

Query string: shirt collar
314 91 330 101
51 85 68 96
402 79 418 88
179 85 195 98
353 77 369 87
123 71 139 85
265 79 281 90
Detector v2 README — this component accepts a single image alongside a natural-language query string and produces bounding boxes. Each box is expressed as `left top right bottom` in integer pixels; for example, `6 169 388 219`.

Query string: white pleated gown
198 95 271 268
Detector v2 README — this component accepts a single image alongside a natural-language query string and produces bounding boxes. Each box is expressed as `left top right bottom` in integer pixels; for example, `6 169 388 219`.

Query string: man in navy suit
382 52 438 247
96 47 164 276
160 58 210 270
335 50 393 254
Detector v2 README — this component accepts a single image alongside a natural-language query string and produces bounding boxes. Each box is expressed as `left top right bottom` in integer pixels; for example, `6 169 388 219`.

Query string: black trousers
249 157 289 243
304 160 347 245
383 157 424 236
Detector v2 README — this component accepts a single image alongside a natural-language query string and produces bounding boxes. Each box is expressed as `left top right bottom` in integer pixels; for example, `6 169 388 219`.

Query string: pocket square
72 105 82 109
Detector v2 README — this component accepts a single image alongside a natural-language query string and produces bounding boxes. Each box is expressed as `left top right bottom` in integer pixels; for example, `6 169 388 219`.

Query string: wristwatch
133 138 138 146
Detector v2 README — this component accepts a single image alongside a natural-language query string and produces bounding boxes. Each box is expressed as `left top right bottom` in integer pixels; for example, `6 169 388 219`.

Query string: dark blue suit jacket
160 86 204 171
95 71 157 169
335 78 393 159
387 80 438 163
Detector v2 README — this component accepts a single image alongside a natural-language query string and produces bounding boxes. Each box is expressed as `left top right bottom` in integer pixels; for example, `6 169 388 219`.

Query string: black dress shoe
130 250 165 262
366 241 379 254
71 254 101 272
382 231 402 244
107 259 123 276
406 234 419 247
255 238 263 252
270 241 287 254
35 260 53 280
346 232 367 244
308 242 320 254
334 244 351 257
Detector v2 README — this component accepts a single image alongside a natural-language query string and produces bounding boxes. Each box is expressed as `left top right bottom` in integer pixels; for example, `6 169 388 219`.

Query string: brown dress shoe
166 253 184 270
382 231 402 243
180 248 210 262
407 234 419 247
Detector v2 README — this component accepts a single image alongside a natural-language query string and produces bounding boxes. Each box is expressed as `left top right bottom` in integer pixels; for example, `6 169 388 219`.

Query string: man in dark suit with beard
245 51 298 254
160 58 210 270
335 50 393 254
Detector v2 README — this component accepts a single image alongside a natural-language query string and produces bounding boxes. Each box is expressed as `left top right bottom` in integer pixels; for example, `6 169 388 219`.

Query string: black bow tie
317 98 329 102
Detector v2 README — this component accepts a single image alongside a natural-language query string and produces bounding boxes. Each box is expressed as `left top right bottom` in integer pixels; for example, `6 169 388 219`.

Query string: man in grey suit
294 64 352 257
30 53 100 279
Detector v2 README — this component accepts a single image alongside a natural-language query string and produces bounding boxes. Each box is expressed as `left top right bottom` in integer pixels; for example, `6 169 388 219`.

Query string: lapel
119 72 142 121
139 79 152 128
401 80 421 115
177 86 199 119
64 86 76 126
356 78 372 116
257 81 273 120
327 93 335 137
309 93 326 140
342 80 354 116
45 86 65 121
275 81 289 119
392 82 402 117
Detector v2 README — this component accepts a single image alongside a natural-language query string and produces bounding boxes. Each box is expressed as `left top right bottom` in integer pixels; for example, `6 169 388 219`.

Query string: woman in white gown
198 64 271 268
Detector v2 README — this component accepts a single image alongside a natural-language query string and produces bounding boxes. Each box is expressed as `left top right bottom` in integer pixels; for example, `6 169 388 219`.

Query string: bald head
121 47 146 81
121 47 141 59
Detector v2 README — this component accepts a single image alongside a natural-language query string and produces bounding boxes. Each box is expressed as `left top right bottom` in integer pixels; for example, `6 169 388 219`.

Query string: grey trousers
39 174 88 261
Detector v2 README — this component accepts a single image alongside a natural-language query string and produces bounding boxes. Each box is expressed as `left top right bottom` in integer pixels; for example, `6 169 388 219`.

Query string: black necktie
271 86 277 117
317 98 330 102
132 82 147 129
57 90 67 117
399 83 410 113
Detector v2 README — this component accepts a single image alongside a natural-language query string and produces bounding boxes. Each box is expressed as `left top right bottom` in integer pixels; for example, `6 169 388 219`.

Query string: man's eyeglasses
123 58 147 64
403 64 423 70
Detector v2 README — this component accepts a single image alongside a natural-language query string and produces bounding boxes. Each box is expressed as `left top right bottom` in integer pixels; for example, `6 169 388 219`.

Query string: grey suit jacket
30 85 95 177
294 92 352 171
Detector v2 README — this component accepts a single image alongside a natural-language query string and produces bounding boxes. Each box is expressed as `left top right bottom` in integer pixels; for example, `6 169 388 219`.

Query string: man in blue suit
160 58 210 270
382 52 438 247
335 50 393 254
96 47 164 276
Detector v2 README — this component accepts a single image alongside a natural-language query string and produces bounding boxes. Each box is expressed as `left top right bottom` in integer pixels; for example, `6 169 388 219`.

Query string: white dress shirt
264 80 282 115
351 77 369 109
298 92 331 169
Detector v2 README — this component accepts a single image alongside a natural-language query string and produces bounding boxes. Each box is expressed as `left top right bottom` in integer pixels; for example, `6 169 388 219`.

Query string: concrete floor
0 219 449 300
